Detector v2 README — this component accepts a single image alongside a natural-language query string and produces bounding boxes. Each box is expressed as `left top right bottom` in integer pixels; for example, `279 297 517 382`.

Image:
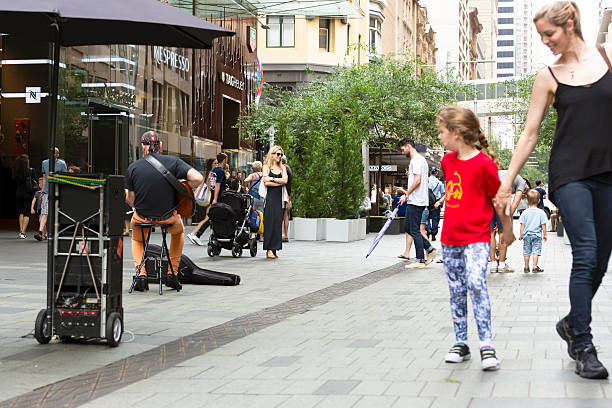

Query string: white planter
293 217 327 241
288 219 295 240
326 218 367 242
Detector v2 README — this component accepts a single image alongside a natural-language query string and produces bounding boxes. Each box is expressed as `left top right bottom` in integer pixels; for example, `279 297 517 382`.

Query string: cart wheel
231 245 242 258
106 312 123 347
214 247 222 256
207 244 215 257
249 238 257 257
34 309 51 344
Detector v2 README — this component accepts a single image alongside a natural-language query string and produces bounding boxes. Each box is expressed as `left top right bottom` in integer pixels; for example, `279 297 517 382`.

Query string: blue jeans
405 204 433 261
555 179 612 352
427 207 441 237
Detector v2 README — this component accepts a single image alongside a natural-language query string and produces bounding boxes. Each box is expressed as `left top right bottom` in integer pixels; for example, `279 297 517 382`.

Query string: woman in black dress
263 145 288 259
12 155 35 239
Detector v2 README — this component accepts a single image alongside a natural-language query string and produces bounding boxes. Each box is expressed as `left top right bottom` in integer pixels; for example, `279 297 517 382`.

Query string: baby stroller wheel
207 244 215 257
231 245 242 258
249 238 257 257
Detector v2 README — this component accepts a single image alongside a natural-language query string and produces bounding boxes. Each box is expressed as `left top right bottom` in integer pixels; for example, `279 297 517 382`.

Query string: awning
169 0 363 19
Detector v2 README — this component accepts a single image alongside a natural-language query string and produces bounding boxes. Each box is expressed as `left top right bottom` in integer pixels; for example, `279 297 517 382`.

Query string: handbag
194 172 216 206
258 177 267 199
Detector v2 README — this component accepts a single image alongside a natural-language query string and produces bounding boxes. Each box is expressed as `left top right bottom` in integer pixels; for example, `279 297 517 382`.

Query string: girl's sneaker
480 346 500 371
445 342 471 363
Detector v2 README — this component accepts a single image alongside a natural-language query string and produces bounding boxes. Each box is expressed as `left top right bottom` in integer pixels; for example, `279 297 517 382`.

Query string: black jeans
555 179 612 352
405 204 433 261
427 207 441 237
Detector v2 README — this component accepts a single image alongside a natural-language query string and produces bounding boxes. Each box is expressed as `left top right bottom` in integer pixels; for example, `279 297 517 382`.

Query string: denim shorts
490 210 503 233
522 235 542 256
420 207 429 224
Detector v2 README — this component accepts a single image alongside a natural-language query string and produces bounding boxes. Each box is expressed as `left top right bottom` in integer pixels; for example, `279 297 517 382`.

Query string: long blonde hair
265 145 284 169
533 1 583 41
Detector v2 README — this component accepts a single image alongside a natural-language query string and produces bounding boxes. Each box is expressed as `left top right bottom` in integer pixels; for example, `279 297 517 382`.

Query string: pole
46 22 61 332
191 0 197 167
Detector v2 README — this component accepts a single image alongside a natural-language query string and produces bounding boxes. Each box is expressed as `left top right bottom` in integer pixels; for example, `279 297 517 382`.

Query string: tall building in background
423 0 472 79
598 0 612 45
368 0 436 67
496 0 516 77
516 0 534 76
471 0 498 79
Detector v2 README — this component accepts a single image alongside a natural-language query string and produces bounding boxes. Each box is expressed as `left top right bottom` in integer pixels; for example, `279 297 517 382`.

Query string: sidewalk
1 221 611 407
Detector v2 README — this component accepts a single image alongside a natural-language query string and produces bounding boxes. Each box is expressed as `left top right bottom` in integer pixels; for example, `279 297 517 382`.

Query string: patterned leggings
442 243 492 343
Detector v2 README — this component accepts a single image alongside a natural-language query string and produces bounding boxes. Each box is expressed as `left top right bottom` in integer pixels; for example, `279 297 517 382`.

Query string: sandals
397 255 410 260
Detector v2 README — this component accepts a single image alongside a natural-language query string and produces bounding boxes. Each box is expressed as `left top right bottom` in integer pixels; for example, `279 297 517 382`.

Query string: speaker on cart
56 173 125 236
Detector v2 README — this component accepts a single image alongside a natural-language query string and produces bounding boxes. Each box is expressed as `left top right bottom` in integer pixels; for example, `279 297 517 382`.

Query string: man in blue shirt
35 147 67 241
427 167 445 241
534 180 547 209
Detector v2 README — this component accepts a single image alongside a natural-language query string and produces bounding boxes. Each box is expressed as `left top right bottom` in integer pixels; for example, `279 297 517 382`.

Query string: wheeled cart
35 173 125 347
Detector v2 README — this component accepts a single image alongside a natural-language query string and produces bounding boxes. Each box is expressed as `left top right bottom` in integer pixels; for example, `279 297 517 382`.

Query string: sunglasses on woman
275 152 283 156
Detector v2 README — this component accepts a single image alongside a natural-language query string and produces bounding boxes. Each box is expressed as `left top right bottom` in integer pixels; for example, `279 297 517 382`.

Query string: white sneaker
499 263 514 273
18 233 26 239
405 261 426 269
187 233 204 246
425 248 437 265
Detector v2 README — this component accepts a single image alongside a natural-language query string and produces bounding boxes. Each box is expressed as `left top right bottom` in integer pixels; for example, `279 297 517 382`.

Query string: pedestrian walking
262 145 288 259
12 154 36 239
437 106 515 371
30 177 44 236
496 1 612 379
534 180 547 209
281 155 292 242
187 156 223 246
519 189 548 273
491 168 526 273
427 167 445 241
36 147 67 241
395 139 437 267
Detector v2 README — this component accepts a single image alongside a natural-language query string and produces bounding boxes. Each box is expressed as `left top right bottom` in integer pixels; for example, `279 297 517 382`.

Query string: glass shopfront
0 20 258 222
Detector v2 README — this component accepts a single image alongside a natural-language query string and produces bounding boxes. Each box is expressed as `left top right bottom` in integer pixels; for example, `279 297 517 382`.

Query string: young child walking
437 106 515 371
519 189 548 273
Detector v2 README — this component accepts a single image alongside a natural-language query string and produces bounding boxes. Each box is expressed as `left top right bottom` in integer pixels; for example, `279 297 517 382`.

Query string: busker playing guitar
125 131 203 292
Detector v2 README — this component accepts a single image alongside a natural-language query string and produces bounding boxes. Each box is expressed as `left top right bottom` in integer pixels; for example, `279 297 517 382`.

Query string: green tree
240 56 468 218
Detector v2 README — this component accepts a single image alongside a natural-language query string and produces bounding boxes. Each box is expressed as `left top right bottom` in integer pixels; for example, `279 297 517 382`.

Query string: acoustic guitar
176 180 195 219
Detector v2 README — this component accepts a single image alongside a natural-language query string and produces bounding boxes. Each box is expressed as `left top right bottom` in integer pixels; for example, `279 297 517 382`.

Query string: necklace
566 44 586 80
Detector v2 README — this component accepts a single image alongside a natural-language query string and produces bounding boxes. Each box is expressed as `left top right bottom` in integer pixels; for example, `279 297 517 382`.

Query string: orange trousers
131 211 184 276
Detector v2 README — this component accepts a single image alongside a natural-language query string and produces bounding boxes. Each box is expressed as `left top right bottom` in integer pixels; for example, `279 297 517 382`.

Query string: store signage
220 71 245 90
25 87 41 104
369 165 397 172
153 46 190 72
247 26 257 53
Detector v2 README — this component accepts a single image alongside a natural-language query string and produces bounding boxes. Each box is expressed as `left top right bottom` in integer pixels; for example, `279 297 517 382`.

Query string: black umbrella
0 0 234 333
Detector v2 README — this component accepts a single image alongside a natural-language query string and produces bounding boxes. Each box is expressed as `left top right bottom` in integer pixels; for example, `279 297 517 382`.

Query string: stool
128 223 176 295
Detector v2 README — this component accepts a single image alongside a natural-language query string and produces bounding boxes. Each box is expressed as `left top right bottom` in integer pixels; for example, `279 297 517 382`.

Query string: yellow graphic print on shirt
445 172 462 208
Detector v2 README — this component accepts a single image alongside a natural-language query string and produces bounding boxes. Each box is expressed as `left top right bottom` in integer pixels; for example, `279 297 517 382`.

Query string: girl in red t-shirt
437 106 515 371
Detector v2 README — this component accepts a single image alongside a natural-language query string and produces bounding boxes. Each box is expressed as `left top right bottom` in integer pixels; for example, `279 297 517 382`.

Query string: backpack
248 207 260 232
248 173 262 200
428 188 437 210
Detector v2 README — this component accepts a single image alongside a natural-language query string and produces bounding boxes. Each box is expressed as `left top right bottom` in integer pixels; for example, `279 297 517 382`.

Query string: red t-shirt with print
441 151 501 246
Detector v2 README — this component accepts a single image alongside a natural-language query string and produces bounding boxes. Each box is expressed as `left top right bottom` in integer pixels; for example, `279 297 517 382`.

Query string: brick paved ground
1 220 611 407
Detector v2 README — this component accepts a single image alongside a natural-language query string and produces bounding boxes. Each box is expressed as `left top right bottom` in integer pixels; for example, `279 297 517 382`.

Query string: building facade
423 0 472 80
496 0 516 77
471 0 498 79
468 7 485 79
0 17 260 221
256 3 369 88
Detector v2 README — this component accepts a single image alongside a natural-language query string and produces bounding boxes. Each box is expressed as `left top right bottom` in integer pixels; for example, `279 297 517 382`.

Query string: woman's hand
494 185 513 217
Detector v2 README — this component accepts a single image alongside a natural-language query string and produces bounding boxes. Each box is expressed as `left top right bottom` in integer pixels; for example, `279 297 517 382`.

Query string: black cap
430 166 438 173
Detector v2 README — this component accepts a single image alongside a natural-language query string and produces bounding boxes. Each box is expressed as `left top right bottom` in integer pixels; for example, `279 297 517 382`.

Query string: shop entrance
221 95 241 150
88 104 129 175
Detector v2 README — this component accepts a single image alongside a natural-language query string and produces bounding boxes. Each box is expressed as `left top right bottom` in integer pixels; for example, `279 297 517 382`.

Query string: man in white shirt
396 139 437 268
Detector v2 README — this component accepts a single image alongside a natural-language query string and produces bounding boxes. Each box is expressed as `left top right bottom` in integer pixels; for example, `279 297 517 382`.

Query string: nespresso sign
153 46 190 72
220 71 245 90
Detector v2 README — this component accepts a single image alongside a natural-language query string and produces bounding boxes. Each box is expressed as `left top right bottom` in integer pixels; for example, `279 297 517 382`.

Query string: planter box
288 219 295 240
326 218 367 242
293 217 327 241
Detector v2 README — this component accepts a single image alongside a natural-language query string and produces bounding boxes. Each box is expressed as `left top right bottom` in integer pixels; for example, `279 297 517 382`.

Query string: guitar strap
144 154 194 206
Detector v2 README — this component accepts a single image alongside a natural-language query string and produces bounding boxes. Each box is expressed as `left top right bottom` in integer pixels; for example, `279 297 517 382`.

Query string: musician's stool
128 223 175 295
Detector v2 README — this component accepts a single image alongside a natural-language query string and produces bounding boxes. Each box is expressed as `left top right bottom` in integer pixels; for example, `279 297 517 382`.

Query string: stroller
207 191 258 258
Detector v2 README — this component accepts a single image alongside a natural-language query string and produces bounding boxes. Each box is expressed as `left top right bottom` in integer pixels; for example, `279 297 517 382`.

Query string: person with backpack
244 161 264 212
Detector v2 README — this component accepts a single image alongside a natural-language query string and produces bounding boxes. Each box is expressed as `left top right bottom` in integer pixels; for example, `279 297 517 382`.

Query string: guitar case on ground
145 244 240 286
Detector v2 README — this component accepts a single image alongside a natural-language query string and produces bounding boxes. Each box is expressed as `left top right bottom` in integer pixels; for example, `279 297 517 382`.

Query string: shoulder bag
144 155 195 218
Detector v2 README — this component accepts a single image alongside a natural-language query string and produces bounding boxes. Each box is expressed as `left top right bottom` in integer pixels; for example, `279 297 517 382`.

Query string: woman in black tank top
495 2 612 380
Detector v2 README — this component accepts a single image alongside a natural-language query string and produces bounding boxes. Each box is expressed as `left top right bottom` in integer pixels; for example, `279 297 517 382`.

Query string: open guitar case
145 244 240 286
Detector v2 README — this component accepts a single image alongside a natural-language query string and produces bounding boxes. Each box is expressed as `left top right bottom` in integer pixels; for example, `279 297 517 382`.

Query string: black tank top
547 45 612 199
